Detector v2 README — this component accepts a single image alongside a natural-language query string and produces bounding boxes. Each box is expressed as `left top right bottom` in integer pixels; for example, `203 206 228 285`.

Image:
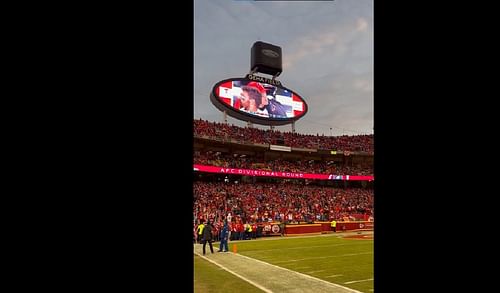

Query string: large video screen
210 78 308 125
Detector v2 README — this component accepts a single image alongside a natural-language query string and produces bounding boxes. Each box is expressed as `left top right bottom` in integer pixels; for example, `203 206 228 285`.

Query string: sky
194 0 373 136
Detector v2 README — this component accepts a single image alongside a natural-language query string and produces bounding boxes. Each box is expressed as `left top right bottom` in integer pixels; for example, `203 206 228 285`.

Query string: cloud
283 31 337 69
283 17 370 70
353 79 373 92
356 18 368 32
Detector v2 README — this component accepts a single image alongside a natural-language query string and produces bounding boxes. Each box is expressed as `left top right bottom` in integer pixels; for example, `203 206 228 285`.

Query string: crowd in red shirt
194 119 373 153
193 181 373 229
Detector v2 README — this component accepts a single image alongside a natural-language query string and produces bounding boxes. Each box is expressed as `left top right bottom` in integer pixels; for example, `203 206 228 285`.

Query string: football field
194 231 373 293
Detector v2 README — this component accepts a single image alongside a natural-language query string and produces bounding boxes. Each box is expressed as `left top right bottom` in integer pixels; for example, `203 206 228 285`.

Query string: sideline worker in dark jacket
202 221 214 255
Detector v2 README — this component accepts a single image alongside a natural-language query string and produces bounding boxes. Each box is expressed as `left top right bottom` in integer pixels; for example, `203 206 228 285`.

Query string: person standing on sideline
196 220 205 244
202 220 214 255
330 219 337 233
218 220 229 252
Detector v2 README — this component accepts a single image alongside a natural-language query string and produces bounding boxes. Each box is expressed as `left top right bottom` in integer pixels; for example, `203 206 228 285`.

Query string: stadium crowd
193 181 373 241
194 119 373 153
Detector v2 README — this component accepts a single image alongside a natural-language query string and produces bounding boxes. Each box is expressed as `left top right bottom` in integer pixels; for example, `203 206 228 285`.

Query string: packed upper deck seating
194 119 373 153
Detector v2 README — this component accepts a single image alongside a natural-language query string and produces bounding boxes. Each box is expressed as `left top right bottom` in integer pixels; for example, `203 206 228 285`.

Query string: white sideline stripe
246 242 370 253
195 252 273 293
305 270 326 274
274 251 373 263
344 278 374 284
294 266 312 269
326 274 344 278
228 231 372 242
235 251 363 293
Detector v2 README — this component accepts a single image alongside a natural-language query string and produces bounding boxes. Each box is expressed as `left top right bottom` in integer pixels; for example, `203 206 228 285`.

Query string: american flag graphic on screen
217 81 242 109
275 89 305 118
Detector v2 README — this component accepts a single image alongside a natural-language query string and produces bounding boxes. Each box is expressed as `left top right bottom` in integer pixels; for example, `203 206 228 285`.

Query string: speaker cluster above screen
251 41 282 77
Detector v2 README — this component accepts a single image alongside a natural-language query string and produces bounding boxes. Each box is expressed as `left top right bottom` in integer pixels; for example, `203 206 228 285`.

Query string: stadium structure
193 41 373 293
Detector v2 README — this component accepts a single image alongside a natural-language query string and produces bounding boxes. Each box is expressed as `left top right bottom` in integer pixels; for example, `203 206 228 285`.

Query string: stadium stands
193 119 373 239
194 119 373 153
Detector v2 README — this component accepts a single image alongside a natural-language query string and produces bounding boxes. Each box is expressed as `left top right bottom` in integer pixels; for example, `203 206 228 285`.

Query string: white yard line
195 253 273 293
274 251 373 263
246 242 370 253
235 251 363 293
305 270 326 274
326 274 344 278
344 278 374 284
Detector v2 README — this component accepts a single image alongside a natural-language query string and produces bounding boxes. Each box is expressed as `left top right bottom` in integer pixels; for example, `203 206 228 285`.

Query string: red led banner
193 164 373 181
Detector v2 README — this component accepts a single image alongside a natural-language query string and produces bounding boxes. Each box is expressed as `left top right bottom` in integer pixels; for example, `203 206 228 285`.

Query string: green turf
194 254 265 293
195 234 373 293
